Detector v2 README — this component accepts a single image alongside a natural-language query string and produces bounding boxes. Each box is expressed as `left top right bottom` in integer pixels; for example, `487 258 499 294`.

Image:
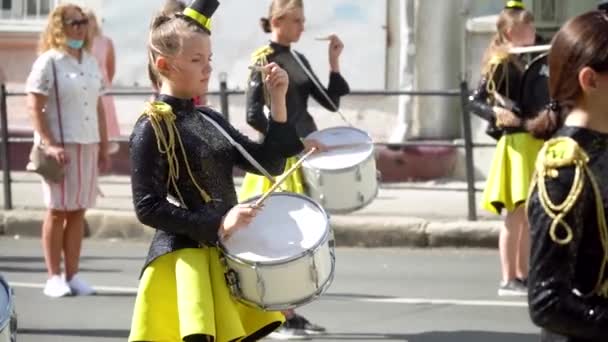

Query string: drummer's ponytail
260 17 271 33
527 11 608 140
526 104 565 141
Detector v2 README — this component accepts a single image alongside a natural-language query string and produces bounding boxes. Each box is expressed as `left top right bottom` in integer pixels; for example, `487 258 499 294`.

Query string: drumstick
508 44 551 55
327 142 373 151
248 65 265 72
315 36 331 41
253 148 317 207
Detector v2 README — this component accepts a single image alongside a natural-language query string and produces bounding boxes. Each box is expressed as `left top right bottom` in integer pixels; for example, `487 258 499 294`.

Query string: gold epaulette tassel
141 101 212 205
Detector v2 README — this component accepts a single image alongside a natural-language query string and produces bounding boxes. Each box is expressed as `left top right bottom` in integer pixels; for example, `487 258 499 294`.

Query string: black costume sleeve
245 69 269 135
299 53 350 111
204 110 304 176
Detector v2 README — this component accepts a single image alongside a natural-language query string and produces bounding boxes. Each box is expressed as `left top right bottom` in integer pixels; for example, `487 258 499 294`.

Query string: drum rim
322 182 380 215
303 126 375 170
238 263 335 311
302 149 377 173
227 246 336 311
0 274 15 332
221 192 331 266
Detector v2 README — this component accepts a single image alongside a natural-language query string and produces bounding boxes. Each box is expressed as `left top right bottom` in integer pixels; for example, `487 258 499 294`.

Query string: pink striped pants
41 143 99 211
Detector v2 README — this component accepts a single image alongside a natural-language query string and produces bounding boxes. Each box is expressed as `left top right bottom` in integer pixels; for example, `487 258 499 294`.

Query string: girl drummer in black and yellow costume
127 0 322 341
238 0 349 338
526 10 608 342
239 0 350 200
468 1 543 297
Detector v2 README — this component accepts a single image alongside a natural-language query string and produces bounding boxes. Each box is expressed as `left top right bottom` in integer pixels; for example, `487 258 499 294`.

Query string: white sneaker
66 274 96 296
43 275 72 298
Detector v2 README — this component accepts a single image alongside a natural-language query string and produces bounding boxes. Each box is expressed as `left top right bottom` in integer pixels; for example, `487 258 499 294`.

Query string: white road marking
9 281 527 308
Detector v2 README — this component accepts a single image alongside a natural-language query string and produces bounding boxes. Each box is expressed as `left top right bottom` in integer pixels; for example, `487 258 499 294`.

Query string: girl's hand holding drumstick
303 138 328 153
253 148 317 208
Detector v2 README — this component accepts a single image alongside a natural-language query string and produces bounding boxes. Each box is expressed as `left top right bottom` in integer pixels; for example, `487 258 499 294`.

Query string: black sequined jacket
130 95 304 271
527 126 608 342
246 41 350 138
468 56 526 137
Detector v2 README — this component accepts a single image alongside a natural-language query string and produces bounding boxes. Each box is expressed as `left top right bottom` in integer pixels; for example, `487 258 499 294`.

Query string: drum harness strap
199 111 276 182
289 49 352 127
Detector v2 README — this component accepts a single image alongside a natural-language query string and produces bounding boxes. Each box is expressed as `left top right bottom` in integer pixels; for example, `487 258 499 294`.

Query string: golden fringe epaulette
249 45 274 107
529 137 608 297
141 101 212 204
489 51 509 67
485 52 510 103
251 45 274 64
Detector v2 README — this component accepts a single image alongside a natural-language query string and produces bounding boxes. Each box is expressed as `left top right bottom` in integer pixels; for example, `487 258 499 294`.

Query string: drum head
304 127 373 170
519 53 550 117
0 275 11 328
223 193 328 263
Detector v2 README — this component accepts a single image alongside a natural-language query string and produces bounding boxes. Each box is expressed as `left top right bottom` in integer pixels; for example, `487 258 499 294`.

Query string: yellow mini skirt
482 132 543 215
238 156 306 202
128 247 284 342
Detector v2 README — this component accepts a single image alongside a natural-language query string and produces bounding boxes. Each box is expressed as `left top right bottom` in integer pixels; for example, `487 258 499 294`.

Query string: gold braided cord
486 62 499 96
532 137 608 297
250 45 273 110
141 101 212 205
258 54 271 109
484 57 509 127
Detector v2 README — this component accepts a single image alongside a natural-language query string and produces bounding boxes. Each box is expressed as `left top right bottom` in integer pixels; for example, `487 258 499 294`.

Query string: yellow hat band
184 7 212 31
506 1 525 9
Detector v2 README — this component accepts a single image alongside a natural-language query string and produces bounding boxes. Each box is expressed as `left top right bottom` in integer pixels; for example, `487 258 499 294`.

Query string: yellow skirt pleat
238 157 306 202
482 132 543 215
128 248 284 342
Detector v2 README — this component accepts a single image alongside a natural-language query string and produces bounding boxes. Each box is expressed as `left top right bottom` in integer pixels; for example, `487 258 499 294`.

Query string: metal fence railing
0 79 490 220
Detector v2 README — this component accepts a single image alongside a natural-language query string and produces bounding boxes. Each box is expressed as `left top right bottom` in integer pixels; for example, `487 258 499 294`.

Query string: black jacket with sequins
527 126 608 342
130 95 304 271
246 42 350 138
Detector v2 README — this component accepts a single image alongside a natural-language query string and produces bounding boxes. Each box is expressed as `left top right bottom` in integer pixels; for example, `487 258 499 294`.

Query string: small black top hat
505 1 525 10
183 0 220 33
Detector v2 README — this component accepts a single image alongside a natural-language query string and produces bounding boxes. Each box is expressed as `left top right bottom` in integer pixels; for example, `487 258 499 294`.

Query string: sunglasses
64 18 89 28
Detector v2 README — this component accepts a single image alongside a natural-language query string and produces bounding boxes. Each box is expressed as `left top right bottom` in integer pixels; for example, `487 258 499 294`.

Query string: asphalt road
0 238 539 341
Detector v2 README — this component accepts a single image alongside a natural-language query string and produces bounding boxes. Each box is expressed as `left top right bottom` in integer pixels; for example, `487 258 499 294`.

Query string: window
26 0 52 16
533 0 563 26
1 0 55 20
537 0 557 22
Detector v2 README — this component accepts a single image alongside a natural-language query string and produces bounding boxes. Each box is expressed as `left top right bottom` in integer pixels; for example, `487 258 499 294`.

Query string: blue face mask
66 39 84 49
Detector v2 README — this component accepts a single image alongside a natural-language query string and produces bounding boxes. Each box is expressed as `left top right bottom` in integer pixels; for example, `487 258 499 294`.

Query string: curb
0 209 503 248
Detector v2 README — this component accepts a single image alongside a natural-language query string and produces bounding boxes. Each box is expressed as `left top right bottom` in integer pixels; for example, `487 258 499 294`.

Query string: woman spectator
25 3 110 298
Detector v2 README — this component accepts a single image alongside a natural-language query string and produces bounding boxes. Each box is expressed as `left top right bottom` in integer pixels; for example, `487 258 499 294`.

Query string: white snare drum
0 274 16 342
302 127 378 214
221 193 335 311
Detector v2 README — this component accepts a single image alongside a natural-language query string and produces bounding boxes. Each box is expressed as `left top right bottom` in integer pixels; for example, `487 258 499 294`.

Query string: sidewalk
0 172 503 247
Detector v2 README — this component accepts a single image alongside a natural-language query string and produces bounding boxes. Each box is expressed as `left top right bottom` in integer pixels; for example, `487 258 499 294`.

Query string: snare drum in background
221 193 335 311
0 274 16 342
302 127 378 214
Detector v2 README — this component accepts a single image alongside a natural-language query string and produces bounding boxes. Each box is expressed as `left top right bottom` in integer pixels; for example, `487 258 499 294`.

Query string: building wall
102 0 387 90
0 32 38 86
0 0 387 91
